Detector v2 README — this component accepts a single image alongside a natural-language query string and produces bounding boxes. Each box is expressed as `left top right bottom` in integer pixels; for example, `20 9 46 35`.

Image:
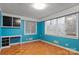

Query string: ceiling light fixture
32 3 46 10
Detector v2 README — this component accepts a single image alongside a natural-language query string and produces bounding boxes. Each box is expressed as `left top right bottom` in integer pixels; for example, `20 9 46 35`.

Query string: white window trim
76 13 79 39
24 21 37 35
45 13 79 39
1 13 21 28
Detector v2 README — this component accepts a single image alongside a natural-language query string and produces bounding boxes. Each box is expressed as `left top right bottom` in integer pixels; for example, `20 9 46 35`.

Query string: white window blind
57 17 65 35
45 14 78 38
65 14 77 36
24 21 37 35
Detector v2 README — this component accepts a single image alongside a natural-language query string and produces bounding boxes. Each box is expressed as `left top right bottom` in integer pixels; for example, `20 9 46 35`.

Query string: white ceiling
0 3 79 20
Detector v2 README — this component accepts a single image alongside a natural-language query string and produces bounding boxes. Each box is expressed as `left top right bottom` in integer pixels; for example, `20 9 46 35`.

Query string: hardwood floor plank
0 41 78 55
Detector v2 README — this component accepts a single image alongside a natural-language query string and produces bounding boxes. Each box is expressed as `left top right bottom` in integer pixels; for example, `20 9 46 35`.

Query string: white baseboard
22 40 40 44
10 43 20 46
22 39 79 54
0 39 79 54
0 40 40 49
1 46 10 49
40 40 79 54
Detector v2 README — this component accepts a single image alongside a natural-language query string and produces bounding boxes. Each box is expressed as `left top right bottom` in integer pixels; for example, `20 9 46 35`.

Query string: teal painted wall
37 21 44 39
0 9 79 52
1 20 39 43
38 21 79 51
0 11 39 45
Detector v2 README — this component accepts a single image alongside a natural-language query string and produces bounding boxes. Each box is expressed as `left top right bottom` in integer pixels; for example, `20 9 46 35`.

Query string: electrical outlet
53 40 59 44
65 44 69 46
29 38 33 40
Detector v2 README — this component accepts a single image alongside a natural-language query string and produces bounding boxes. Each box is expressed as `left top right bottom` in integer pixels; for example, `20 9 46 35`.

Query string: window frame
45 13 78 39
65 14 77 36
2 14 21 28
24 21 37 35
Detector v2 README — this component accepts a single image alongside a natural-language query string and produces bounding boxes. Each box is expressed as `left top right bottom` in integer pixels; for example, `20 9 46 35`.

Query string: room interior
0 3 79 55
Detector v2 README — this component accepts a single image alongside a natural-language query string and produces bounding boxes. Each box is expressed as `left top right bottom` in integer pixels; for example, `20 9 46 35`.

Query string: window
45 19 57 35
24 21 37 35
65 14 77 36
45 13 78 38
45 17 65 36
3 15 21 27
3 16 12 26
51 19 58 35
13 17 21 27
57 17 65 35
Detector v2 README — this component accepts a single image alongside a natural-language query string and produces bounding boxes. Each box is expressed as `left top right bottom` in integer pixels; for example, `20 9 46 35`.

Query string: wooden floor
0 41 78 55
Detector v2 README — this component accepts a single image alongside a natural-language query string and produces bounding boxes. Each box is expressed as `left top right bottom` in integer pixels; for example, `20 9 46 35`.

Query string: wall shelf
1 35 22 48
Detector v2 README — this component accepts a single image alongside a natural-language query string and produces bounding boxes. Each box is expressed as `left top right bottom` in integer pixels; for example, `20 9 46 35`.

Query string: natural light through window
24 21 37 35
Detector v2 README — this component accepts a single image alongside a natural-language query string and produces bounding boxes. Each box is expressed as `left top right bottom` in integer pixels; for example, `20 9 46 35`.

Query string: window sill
24 33 37 35
45 34 78 39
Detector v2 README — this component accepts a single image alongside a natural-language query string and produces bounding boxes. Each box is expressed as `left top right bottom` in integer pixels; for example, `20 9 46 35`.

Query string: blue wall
0 11 39 45
0 10 79 52
39 21 79 51
1 20 39 43
37 21 44 39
